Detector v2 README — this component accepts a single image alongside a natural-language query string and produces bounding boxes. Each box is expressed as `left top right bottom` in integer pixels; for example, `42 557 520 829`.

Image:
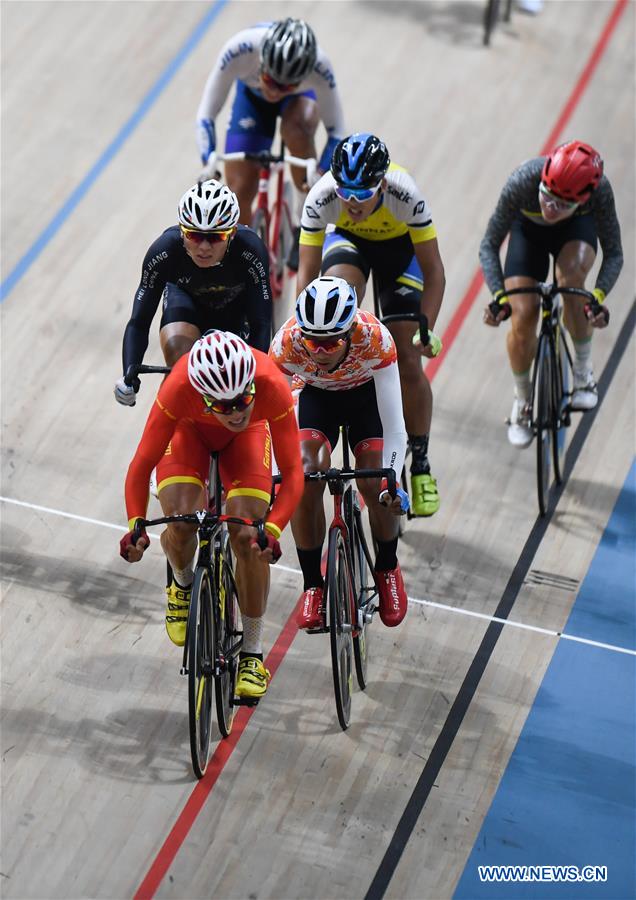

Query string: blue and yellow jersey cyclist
297 133 446 517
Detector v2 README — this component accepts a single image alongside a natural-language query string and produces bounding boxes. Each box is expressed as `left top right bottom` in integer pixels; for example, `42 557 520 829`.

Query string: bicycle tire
483 0 500 45
214 531 239 737
327 527 354 730
188 566 215 779
534 336 553 517
400 444 413 530
552 325 570 484
351 504 373 690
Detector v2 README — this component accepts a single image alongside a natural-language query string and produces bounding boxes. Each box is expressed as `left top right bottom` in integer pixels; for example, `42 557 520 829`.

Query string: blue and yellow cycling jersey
300 163 437 247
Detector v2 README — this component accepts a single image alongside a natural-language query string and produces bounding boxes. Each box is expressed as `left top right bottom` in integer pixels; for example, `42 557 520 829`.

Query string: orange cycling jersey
269 309 397 392
124 351 304 536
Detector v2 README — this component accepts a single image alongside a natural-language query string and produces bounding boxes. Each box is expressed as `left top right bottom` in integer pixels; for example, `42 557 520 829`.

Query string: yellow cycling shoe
411 473 440 517
165 580 191 646
235 657 271 699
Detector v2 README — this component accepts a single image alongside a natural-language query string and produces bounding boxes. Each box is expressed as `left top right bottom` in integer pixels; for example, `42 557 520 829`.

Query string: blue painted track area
455 460 636 899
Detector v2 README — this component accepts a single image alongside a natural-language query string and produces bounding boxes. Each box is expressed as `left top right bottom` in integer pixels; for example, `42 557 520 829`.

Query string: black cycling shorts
321 229 423 318
504 213 598 282
159 282 248 338
297 380 383 453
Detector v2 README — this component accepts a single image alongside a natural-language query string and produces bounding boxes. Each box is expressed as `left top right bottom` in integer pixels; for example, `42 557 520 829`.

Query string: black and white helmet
260 19 317 85
178 180 240 231
295 276 357 337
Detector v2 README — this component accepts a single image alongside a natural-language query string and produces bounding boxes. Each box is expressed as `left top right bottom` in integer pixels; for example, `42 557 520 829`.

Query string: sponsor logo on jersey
314 61 336 89
413 200 427 216
305 206 320 219
238 116 256 131
219 42 253 71
316 191 337 208
388 185 412 204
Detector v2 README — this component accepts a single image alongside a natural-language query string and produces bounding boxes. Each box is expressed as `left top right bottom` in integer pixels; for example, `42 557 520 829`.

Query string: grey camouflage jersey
479 157 623 296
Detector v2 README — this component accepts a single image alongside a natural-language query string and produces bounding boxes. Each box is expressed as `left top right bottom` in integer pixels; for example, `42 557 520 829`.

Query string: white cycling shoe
571 370 598 411
507 398 533 448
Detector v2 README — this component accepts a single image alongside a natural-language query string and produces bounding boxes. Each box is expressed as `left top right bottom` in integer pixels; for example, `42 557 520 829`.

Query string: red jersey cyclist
120 331 304 698
196 18 346 266
481 140 623 447
297 133 446 518
270 276 410 629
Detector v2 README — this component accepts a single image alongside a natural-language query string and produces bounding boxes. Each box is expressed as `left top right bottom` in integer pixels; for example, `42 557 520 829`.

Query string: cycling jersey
125 351 304 538
479 157 624 296
269 309 407 476
196 23 345 167
122 225 271 375
299 163 437 246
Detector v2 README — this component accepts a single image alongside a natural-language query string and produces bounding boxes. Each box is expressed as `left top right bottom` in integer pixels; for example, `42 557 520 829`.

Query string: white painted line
3 495 634 657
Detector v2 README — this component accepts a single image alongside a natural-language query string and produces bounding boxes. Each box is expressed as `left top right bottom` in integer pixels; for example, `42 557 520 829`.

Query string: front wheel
326 527 354 730
188 567 215 779
214 531 240 737
534 337 553 517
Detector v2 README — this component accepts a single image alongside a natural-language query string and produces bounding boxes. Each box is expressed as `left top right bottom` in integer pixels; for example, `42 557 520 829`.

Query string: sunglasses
260 72 300 93
538 182 578 210
335 182 382 203
180 225 235 245
203 382 256 415
301 334 348 355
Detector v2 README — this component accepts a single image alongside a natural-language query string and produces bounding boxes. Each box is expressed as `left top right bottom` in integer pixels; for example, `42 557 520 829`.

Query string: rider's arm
371 360 407 478
241 232 274 352
412 238 445 330
124 394 178 527
261 381 305 538
591 177 624 298
122 235 171 375
306 49 346 172
297 243 323 294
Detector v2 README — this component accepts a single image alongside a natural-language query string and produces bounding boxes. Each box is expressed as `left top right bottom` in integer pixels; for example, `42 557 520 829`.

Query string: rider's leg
321 233 370 301
280 95 318 196
503 278 541 448
556 240 598 409
224 160 260 225
158 284 203 365
159 322 201 367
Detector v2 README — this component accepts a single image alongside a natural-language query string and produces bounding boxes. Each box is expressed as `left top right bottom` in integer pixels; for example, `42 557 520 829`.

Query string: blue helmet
295 276 357 337
330 133 390 188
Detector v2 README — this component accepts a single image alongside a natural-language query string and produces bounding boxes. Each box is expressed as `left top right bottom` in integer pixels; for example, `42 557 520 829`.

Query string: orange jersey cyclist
114 180 272 407
119 331 304 699
480 140 623 448
270 276 410 629
297 133 446 518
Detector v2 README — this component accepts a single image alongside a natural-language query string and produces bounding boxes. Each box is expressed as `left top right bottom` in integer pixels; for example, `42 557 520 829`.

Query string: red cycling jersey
124 350 304 536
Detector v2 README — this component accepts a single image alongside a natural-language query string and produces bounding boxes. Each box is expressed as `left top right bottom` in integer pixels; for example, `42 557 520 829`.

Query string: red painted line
133 3 628 894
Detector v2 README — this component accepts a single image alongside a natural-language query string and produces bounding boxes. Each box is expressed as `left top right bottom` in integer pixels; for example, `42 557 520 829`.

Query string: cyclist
114 180 272 407
480 140 623 447
119 331 304 699
270 276 410 629
296 133 446 517
195 18 346 267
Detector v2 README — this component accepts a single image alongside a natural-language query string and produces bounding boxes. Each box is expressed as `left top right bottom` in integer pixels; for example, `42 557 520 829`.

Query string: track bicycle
124 364 268 779
483 0 513 45
489 283 605 516
208 143 313 307
297 427 397 730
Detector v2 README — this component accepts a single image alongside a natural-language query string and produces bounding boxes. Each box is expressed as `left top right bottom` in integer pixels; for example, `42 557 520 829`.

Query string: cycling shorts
156 419 272 506
321 229 423 317
225 81 317 154
504 213 598 282
159 282 249 340
297 380 383 456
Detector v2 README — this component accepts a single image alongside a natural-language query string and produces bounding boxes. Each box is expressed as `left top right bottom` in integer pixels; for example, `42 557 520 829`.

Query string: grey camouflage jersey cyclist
480 141 623 448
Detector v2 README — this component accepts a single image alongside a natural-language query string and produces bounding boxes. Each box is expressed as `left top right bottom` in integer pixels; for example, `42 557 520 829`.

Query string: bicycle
298 427 397 730
208 144 312 307
483 0 513 45
489 283 605 516
124 364 269 779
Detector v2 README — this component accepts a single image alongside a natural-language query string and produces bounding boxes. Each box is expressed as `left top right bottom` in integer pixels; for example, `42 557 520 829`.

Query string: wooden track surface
1 2 634 898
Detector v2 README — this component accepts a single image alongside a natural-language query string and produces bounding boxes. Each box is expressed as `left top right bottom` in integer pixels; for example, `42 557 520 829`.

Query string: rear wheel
214 531 239 737
534 337 553 517
327 527 353 730
188 567 214 779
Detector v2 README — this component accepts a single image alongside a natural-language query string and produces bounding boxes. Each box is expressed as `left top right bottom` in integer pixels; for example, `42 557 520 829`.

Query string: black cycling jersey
121 224 272 374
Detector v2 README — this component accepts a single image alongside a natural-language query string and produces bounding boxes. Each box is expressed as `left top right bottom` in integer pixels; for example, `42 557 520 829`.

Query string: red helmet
541 141 603 203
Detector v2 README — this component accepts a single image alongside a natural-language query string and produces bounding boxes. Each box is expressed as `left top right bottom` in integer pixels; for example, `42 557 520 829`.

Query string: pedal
306 625 329 635
232 696 260 707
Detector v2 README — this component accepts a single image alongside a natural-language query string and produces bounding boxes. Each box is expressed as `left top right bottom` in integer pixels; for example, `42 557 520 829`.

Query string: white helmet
188 331 256 399
178 180 240 231
295 276 357 337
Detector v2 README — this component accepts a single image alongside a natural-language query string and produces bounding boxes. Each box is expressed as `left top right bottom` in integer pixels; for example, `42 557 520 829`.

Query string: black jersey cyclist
480 140 623 447
297 133 446 517
114 180 272 406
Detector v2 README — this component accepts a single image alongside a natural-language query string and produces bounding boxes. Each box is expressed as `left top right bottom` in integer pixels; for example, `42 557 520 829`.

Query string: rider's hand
585 288 610 328
251 525 282 564
484 290 512 326
120 527 149 562
197 118 216 167
378 477 410 515
303 158 321 189
114 376 139 406
412 330 443 358
198 150 219 183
